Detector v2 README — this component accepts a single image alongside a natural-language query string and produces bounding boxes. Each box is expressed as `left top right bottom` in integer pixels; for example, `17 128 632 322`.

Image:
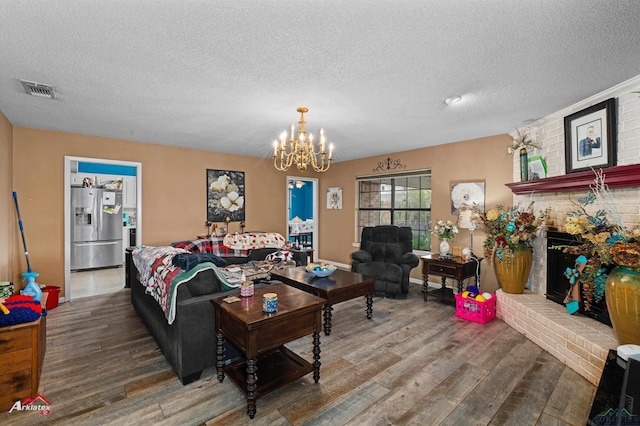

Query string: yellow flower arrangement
554 172 640 310
472 202 549 263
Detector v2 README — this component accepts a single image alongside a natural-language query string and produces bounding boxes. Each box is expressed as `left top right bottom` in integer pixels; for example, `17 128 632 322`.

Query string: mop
12 191 42 301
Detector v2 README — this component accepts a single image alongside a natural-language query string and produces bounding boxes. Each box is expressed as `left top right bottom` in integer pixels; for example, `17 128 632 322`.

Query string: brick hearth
496 290 617 385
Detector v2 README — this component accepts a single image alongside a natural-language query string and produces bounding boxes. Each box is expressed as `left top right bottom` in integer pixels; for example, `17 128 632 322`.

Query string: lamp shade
458 208 476 230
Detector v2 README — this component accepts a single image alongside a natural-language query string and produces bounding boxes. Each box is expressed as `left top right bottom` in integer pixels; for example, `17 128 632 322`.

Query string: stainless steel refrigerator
71 187 123 270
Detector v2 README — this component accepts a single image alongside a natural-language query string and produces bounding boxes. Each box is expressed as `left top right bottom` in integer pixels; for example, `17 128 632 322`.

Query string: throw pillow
266 250 293 263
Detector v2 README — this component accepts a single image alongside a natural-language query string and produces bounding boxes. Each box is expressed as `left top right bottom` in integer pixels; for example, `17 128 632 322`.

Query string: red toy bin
41 286 61 310
454 293 496 324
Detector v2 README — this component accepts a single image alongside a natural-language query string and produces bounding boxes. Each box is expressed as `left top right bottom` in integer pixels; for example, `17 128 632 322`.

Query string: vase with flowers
432 219 458 258
554 171 640 345
472 202 549 293
508 128 541 182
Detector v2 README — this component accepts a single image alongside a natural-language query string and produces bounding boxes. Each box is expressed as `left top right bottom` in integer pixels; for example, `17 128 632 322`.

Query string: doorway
286 176 318 254
64 156 142 301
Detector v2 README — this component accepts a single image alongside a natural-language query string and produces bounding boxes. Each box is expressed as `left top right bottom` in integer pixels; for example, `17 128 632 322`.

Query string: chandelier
273 106 334 172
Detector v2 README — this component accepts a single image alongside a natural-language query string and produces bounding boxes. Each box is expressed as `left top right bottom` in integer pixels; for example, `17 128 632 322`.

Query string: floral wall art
327 187 342 209
207 169 245 222
450 180 485 214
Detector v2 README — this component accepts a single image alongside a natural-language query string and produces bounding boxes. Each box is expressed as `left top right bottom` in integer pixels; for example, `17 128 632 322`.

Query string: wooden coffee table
212 284 324 419
271 266 374 336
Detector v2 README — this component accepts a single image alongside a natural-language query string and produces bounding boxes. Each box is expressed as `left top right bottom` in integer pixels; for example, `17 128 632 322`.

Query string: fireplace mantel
506 163 640 195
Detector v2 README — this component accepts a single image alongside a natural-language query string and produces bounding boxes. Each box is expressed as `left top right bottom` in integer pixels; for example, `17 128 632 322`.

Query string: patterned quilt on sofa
132 246 236 325
132 234 292 324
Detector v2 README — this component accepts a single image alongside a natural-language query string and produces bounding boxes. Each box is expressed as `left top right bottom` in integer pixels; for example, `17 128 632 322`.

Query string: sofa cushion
223 232 287 250
368 242 403 264
183 274 223 297
357 261 403 282
172 253 228 269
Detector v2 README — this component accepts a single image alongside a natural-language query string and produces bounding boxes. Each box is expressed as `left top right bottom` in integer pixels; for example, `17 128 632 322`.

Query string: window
357 171 431 250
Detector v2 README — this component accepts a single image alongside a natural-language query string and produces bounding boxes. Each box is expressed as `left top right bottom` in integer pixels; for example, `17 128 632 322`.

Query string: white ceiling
2 1 640 163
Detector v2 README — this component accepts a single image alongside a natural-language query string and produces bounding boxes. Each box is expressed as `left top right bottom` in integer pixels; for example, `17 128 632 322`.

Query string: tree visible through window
357 172 431 250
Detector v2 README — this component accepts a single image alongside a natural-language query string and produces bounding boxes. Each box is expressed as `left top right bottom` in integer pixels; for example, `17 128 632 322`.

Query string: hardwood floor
0 285 596 425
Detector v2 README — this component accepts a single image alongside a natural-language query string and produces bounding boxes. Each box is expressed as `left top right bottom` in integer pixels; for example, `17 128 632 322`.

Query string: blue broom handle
12 191 32 273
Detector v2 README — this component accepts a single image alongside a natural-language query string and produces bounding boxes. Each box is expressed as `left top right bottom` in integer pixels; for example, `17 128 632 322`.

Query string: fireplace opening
546 230 611 327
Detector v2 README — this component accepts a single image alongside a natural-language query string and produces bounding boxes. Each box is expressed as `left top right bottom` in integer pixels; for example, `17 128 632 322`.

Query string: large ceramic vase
605 265 640 345
493 244 532 294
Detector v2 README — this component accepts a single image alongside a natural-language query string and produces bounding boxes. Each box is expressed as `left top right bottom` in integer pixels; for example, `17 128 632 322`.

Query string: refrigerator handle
75 241 120 247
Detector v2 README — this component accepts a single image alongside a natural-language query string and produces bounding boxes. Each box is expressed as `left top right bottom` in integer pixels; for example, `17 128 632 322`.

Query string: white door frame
285 176 318 253
64 156 142 301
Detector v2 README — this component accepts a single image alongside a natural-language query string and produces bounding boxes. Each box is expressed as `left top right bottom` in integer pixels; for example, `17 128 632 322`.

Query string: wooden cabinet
0 317 46 412
122 176 137 208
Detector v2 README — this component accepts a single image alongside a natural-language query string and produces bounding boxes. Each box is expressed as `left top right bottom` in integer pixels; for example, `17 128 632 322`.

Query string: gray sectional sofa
126 244 307 384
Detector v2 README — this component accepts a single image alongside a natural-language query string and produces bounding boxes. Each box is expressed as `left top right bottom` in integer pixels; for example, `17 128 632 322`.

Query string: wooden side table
212 284 324 419
421 254 482 302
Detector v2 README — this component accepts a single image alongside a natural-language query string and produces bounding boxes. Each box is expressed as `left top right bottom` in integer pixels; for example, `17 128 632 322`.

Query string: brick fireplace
493 88 639 385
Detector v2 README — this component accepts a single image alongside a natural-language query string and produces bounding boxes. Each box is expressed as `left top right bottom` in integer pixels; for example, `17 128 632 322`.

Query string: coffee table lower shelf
224 346 313 397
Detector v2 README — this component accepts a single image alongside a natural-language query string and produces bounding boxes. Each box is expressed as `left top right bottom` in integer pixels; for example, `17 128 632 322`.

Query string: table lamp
457 207 477 255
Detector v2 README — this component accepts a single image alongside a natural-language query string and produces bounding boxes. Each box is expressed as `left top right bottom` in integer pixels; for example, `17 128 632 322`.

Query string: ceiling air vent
20 80 56 99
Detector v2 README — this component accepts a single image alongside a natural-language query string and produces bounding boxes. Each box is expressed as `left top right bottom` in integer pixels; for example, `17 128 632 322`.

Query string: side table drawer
427 263 456 276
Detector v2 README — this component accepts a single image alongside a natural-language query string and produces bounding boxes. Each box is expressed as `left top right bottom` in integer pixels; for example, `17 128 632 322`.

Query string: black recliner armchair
351 225 420 298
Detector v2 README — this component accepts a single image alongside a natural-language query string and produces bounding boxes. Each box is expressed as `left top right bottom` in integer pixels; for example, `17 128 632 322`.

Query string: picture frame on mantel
564 98 617 174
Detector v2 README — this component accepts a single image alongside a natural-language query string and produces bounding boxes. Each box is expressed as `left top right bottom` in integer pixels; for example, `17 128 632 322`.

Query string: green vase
519 148 528 182
493 244 532 294
605 265 640 345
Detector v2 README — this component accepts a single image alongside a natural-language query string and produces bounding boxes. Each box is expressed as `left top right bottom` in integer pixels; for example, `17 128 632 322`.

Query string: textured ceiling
1 1 640 163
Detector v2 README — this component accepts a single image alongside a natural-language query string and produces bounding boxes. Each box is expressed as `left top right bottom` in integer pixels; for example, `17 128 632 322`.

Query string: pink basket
455 293 496 324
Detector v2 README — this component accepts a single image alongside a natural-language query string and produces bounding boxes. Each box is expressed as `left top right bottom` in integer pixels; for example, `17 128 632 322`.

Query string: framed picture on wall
327 187 342 209
207 169 245 222
450 180 485 214
564 98 617 174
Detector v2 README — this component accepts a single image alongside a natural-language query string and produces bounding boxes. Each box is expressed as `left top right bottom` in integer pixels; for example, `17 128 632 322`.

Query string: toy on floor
460 285 494 303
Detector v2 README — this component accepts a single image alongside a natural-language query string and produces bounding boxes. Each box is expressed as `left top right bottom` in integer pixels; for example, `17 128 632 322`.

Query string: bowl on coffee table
305 262 337 277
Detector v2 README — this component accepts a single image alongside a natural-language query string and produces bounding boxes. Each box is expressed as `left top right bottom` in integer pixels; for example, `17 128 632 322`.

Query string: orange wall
11 127 289 296
318 135 514 293
0 112 13 282
10 125 514 297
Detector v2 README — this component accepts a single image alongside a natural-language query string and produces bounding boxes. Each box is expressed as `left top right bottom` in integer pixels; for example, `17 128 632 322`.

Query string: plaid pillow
171 238 213 254
172 237 249 257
